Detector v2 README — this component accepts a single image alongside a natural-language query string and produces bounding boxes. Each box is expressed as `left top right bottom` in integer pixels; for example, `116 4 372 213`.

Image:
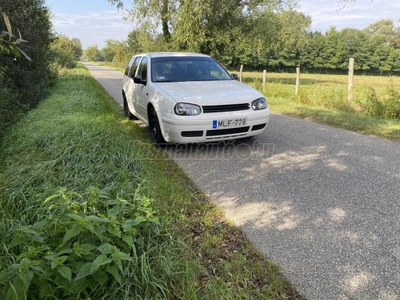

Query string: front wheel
148 109 166 145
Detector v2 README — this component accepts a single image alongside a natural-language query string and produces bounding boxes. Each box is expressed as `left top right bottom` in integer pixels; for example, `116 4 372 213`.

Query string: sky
46 0 400 50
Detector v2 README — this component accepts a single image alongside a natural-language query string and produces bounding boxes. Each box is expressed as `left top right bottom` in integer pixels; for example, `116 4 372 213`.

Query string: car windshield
151 56 233 83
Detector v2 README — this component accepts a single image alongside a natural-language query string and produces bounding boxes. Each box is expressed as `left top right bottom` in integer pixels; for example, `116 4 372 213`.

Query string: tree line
94 1 400 75
270 20 400 74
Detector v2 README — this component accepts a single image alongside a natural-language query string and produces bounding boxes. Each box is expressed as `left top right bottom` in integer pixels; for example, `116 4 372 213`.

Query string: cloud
299 0 400 33
51 10 134 49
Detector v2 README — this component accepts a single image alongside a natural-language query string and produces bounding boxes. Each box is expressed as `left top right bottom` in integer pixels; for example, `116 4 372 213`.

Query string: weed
361 88 385 117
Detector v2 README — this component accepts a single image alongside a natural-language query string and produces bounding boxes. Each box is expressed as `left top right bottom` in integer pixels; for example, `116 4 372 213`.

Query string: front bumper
160 109 270 143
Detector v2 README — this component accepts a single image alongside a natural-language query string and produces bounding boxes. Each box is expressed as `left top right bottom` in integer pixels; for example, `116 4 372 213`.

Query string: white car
122 52 270 144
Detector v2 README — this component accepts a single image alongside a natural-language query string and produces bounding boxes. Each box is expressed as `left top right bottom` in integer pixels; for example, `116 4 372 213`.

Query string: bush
50 44 77 69
0 0 56 140
0 188 164 299
361 87 400 119
384 87 400 119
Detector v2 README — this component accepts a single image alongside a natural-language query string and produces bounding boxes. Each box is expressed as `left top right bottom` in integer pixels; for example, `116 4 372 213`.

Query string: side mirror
134 76 146 85
231 73 239 81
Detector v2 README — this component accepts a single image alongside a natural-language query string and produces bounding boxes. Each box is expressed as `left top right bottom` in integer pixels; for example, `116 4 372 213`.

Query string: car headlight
174 103 201 116
251 97 267 110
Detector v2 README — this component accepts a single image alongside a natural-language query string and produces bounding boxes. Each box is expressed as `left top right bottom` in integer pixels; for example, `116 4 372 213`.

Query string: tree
266 10 312 69
83 45 103 61
1 0 55 105
101 39 124 62
51 35 82 68
364 19 397 44
106 0 307 68
100 39 132 67
51 35 82 60
107 0 177 42
1 0 55 139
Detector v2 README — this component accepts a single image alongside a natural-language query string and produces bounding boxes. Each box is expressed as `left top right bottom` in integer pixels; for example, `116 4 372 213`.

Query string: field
240 71 400 141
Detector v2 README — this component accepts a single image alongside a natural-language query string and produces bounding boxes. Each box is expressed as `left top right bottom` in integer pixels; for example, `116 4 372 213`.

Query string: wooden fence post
239 64 244 82
348 58 354 101
295 67 300 95
262 70 267 92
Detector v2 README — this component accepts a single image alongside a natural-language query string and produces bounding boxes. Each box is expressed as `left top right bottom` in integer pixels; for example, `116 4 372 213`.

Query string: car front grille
206 126 250 137
202 103 250 113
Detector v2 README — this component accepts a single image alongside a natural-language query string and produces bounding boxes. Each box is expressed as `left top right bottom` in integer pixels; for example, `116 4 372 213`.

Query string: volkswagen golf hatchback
122 52 270 144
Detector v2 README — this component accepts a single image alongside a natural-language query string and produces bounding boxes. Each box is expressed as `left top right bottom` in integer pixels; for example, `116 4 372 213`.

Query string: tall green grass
0 66 303 299
243 71 400 141
0 67 197 299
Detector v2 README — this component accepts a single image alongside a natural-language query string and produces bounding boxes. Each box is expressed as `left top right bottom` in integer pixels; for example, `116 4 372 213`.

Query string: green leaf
82 222 95 233
75 262 92 281
122 218 143 231
2 12 12 35
87 215 109 223
95 272 108 286
31 220 47 230
32 233 44 243
6 280 23 300
79 243 97 255
18 270 34 290
57 248 73 256
58 266 72 282
97 243 113 255
149 216 160 224
66 213 83 221
51 256 68 270
90 254 112 274
106 265 122 284
9 233 26 248
0 269 17 283
62 225 82 245
20 258 31 270
114 251 132 262
15 46 31 61
39 279 53 298
107 207 119 217
107 225 121 238
132 216 146 226
122 234 134 247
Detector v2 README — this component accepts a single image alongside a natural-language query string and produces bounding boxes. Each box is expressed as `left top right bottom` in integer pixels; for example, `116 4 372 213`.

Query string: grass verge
267 97 400 141
0 65 303 299
242 71 400 142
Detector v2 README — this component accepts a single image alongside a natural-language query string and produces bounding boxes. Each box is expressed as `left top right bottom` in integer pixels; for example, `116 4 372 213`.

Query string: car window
151 56 232 82
128 56 141 78
137 57 148 80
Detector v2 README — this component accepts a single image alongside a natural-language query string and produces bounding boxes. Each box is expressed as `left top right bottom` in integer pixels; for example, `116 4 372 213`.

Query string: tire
123 94 137 120
148 108 166 145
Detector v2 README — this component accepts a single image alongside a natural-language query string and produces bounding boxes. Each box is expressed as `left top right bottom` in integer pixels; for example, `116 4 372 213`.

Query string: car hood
155 80 263 105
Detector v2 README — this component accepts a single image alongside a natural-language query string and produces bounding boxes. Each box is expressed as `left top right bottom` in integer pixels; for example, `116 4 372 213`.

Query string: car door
133 56 150 123
124 56 141 115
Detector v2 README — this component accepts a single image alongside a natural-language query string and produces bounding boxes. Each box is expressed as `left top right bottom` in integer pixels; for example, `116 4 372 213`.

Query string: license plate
212 118 247 129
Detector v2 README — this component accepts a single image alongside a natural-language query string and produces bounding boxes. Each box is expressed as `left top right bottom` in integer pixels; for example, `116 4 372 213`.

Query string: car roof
137 52 211 59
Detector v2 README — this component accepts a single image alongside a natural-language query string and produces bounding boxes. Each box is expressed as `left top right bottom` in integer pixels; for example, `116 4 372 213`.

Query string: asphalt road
84 62 400 300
